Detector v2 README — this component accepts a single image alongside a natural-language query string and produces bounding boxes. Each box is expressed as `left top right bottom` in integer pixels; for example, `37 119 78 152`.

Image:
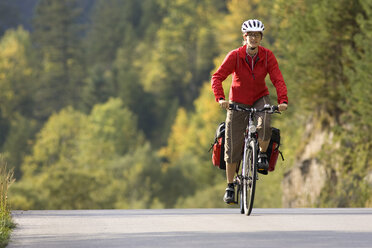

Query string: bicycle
228 103 280 216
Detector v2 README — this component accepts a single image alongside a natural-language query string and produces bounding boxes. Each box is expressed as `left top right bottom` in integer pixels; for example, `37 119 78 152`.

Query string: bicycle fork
233 137 252 204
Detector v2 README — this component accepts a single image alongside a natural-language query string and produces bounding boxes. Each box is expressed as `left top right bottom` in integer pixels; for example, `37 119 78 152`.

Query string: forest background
0 0 371 210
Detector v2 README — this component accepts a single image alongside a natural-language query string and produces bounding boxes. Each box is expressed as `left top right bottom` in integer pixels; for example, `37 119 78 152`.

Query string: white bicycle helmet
241 19 265 33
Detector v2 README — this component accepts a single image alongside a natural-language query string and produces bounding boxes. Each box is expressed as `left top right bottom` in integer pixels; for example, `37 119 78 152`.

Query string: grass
0 216 15 248
0 156 15 248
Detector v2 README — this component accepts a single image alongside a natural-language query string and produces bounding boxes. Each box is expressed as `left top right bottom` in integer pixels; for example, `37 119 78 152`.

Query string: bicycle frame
229 103 279 215
242 111 258 172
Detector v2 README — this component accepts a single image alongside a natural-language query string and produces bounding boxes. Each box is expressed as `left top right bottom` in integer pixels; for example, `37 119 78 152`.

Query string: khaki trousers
224 95 271 163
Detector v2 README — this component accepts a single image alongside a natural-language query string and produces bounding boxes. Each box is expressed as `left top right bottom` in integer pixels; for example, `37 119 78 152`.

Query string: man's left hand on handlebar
278 103 288 112
219 99 229 110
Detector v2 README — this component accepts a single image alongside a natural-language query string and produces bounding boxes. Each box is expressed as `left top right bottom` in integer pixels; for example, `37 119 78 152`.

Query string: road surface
9 208 372 248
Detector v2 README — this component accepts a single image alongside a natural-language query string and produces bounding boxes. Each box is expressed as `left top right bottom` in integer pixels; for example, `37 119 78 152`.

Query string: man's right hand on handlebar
219 99 229 110
278 103 288 112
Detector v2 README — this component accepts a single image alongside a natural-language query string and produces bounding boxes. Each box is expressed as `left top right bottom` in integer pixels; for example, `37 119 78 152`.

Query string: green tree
2 115 38 179
85 0 142 67
141 0 223 146
105 144 165 209
320 0 372 207
82 0 145 112
273 0 363 117
21 107 87 177
78 98 145 168
10 107 87 209
83 0 160 139
272 0 372 207
32 0 86 119
81 64 116 111
342 0 372 144
113 31 157 138
144 0 221 106
159 83 227 207
0 27 36 120
12 98 147 210
0 27 38 177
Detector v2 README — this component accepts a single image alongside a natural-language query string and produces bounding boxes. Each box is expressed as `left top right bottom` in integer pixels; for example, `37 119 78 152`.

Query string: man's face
244 32 262 48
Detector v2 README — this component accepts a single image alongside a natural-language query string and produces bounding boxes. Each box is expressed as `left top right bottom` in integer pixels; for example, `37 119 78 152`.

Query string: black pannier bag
210 122 226 170
209 124 283 172
267 127 284 172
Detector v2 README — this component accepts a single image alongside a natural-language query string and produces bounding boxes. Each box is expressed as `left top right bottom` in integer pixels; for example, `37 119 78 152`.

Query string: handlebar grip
228 104 236 110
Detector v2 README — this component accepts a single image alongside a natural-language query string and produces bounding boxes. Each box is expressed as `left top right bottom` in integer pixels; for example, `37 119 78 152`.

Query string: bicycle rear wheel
242 140 257 216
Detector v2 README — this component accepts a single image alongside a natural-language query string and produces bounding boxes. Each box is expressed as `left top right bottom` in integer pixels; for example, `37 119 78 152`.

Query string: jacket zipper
252 56 260 80
245 54 260 80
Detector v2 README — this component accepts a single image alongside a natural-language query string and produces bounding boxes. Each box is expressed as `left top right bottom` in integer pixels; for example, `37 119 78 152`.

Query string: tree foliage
32 0 85 119
0 27 36 120
0 27 38 177
319 0 372 207
273 0 372 207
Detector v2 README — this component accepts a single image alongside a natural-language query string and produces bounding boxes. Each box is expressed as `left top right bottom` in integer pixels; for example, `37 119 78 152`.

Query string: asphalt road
9 208 372 248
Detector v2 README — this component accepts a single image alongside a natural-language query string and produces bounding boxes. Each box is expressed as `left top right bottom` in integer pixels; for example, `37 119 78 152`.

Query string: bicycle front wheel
242 139 257 216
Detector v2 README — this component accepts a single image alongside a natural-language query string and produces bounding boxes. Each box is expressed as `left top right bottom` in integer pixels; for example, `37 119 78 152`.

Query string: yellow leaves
22 97 145 179
1 41 22 61
0 27 30 70
22 107 87 176
160 82 226 164
0 27 35 119
159 107 189 162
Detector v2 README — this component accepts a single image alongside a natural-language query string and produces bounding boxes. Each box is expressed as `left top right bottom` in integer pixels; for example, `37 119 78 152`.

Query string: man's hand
219 99 229 110
278 103 288 112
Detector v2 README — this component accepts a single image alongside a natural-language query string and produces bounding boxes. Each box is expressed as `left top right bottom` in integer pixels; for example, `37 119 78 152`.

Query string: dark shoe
258 152 269 175
223 184 235 204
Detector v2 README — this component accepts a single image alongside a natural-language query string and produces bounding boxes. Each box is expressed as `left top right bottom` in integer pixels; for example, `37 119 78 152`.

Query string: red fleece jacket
211 45 288 105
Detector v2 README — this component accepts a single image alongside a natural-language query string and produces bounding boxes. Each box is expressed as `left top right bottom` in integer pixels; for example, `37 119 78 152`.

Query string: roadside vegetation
0 156 15 248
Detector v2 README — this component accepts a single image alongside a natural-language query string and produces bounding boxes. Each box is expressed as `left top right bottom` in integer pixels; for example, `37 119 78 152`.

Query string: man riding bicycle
211 19 288 204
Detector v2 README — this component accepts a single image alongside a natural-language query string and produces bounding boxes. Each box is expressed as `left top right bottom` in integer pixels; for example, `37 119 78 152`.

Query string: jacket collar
238 45 264 61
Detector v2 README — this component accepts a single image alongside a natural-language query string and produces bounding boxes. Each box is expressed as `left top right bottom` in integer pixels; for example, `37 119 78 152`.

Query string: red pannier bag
210 122 226 170
266 127 284 172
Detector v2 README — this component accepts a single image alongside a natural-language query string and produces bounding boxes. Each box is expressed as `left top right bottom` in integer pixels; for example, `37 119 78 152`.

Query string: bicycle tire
243 140 257 216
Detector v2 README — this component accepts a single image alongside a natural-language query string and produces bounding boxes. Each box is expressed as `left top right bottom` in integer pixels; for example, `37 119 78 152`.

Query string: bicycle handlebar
228 103 280 114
